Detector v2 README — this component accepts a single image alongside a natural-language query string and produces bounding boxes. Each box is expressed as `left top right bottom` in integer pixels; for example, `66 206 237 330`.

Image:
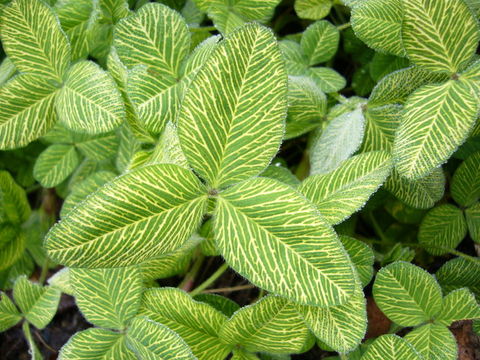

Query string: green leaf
140 242 194 281
13 276 61 329
126 316 195 360
360 334 422 360
61 171 117 218
56 60 125 134
393 80 478 179
0 74 58 150
114 3 189 76
0 170 31 224
0 224 26 271
418 204 467 255
215 177 356 307
1 0 71 82
232 350 260 360
436 288 480 326
466 202 480 243
300 151 392 225
70 266 142 329
75 132 119 161
402 0 479 73
451 152 480 207
373 261 443 327
294 0 332 20
48 267 74 296
436 258 480 300
369 53 410 82
340 235 374 287
45 164 207 268
368 66 449 107
139 288 231 360
178 23 287 188
0 292 21 332
297 280 366 353
33 144 79 188
360 104 402 152
100 0 130 24
351 0 405 57
310 106 366 176
404 324 457 360
307 67 345 93
285 76 326 140
193 294 240 318
385 168 445 209
59 328 136 360
301 20 339 65
54 0 96 60
219 295 310 354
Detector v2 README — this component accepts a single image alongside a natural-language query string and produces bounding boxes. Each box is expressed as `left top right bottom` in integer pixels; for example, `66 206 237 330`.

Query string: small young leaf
0 292 21 332
0 74 58 150
215 177 356 307
56 61 125 134
70 266 142 330
402 0 479 73
13 276 61 329
75 132 119 161
139 288 231 360
301 20 339 65
294 0 332 20
466 202 480 243
300 151 392 225
47 267 74 296
404 324 457 360
1 0 71 82
0 170 31 224
385 168 445 210
373 262 443 327
436 288 480 326
418 204 467 255
351 0 405 57
451 152 480 207
393 80 478 179
310 106 365 176
45 164 207 268
33 144 79 188
220 295 310 354
296 280 367 353
307 67 345 93
339 236 374 287
59 328 136 360
360 334 422 360
285 76 326 140
178 23 287 188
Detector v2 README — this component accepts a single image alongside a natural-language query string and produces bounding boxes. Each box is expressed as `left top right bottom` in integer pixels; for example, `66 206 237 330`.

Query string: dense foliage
1 0 480 359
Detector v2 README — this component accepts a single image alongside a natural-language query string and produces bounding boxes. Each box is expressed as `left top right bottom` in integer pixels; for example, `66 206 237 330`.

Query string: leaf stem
189 262 229 296
337 22 351 31
179 253 205 292
190 26 217 33
38 258 50 284
369 212 389 243
402 243 480 265
202 284 256 294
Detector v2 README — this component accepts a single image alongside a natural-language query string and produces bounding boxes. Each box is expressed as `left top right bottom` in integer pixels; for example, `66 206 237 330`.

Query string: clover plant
1 0 480 359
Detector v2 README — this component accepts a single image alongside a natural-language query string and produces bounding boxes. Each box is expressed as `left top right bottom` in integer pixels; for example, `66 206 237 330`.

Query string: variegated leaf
33 144 79 188
393 80 478 179
301 20 339 65
138 288 231 360
451 152 480 207
294 0 332 20
1 0 71 82
360 334 422 360
466 202 480 243
300 151 392 225
0 74 58 150
436 288 480 326
404 324 456 360
373 261 443 327
214 177 356 307
0 292 21 332
220 295 310 354
0 170 31 224
0 224 26 271
178 23 287 188
436 258 480 300
56 61 125 134
360 104 402 152
340 236 374 287
45 164 208 268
